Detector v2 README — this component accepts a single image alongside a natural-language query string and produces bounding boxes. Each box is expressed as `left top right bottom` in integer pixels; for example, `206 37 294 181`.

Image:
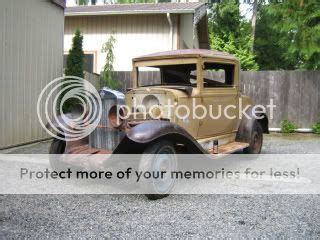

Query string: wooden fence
84 71 101 89
90 71 320 128
240 71 320 128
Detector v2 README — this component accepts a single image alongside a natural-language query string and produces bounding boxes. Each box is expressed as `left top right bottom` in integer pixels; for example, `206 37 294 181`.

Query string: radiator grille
89 88 125 150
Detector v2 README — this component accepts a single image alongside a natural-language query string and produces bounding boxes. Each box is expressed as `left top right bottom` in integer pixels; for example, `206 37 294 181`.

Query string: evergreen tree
62 29 84 113
254 4 295 70
255 0 320 70
65 29 84 78
209 0 259 70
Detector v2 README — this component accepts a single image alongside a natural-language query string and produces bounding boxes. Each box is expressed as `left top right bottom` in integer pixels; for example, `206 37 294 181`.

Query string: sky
240 2 253 20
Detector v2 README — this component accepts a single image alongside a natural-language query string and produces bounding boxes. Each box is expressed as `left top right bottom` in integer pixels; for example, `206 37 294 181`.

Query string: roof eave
65 9 196 16
51 0 66 8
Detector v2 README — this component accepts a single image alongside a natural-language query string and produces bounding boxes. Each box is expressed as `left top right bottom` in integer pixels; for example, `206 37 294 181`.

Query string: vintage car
49 49 269 199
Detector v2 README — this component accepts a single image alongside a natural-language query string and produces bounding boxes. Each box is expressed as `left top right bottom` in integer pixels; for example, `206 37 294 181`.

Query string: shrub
312 122 320 134
280 119 297 133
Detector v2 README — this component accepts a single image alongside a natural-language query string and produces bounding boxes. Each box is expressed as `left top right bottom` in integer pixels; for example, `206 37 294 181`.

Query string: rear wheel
49 138 66 171
139 140 177 200
244 121 263 154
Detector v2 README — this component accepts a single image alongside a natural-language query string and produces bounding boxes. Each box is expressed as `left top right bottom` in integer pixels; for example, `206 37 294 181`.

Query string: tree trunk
300 0 304 8
251 0 258 51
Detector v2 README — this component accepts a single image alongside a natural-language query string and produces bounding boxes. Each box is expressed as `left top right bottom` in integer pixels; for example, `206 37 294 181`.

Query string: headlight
142 95 160 110
149 105 162 119
108 105 124 128
142 95 163 119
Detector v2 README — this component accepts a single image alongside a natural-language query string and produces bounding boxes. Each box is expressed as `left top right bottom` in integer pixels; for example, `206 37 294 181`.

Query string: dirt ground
1 133 320 238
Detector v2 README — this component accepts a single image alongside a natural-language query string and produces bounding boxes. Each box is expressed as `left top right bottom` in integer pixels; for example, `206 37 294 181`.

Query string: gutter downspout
167 12 174 50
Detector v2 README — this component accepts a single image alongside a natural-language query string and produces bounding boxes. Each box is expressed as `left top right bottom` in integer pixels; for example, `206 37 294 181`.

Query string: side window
137 64 197 87
160 64 197 86
203 62 235 88
137 67 161 87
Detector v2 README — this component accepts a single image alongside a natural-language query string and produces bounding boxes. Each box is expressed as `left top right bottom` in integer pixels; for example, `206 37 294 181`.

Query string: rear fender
236 107 269 143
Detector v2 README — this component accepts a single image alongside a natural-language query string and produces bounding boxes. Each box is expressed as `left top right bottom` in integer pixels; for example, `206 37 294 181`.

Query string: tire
49 138 66 171
139 140 177 200
243 121 263 154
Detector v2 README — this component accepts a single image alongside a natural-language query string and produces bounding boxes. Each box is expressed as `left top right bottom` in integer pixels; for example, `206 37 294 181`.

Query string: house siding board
65 14 172 71
179 13 194 49
0 0 64 149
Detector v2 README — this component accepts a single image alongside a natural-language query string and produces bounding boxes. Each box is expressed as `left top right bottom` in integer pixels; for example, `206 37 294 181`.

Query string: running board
208 142 249 154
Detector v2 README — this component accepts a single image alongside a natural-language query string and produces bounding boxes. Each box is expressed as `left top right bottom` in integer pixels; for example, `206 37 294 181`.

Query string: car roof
133 49 238 62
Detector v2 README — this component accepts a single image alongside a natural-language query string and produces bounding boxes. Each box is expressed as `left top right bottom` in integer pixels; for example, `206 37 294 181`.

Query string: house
0 0 65 149
64 2 209 72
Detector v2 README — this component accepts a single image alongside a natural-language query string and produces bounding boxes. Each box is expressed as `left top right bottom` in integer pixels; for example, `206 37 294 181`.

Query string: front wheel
49 138 66 171
139 140 177 200
243 121 263 154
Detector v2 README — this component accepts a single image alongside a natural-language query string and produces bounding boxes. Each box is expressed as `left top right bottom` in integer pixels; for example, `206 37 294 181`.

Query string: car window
137 64 197 87
203 62 234 88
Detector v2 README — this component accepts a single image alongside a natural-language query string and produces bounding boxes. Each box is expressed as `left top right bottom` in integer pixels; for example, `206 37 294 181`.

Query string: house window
63 53 95 73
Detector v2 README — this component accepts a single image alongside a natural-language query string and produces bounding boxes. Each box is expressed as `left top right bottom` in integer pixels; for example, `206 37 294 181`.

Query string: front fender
46 104 84 138
45 113 72 134
46 112 88 152
113 120 206 154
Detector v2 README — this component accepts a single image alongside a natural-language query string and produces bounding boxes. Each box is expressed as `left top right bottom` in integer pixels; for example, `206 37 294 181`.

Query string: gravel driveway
1 133 320 238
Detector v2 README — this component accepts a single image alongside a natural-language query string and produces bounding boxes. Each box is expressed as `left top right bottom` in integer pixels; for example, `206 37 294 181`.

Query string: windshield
137 64 197 87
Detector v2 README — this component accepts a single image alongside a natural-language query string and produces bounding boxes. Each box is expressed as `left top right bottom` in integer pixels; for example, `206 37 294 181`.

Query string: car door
197 61 240 139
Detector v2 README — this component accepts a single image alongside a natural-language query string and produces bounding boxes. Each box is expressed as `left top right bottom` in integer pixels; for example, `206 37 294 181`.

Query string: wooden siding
64 14 183 72
0 0 64 149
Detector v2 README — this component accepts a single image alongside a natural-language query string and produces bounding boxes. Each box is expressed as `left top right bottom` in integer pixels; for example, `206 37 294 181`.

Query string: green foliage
208 0 259 70
254 4 295 70
312 122 320 134
209 0 241 38
280 119 297 133
100 35 122 90
255 0 320 70
62 29 84 113
76 0 89 5
312 114 320 134
210 33 259 71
